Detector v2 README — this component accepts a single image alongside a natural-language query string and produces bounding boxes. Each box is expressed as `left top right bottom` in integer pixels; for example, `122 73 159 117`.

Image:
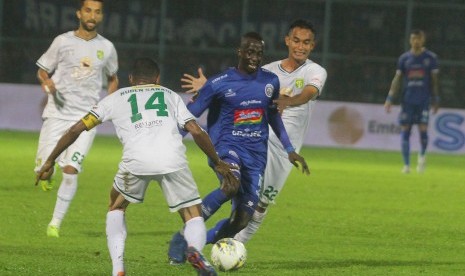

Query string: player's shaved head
240 32 264 48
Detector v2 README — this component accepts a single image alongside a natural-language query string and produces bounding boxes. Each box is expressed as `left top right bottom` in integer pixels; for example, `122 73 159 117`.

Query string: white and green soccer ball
210 238 247 271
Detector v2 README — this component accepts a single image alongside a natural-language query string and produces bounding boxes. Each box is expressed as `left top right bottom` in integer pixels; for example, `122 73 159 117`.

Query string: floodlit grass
1 130 464 275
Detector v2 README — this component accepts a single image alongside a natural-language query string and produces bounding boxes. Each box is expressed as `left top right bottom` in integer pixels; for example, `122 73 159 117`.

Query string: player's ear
128 74 134 85
156 75 160 85
76 9 81 20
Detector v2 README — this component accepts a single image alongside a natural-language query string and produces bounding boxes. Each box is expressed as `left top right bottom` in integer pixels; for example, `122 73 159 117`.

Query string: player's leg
47 127 96 236
207 166 262 244
399 106 413 173
235 141 292 243
417 107 430 173
106 165 149 276
201 150 241 221
34 118 68 191
162 169 216 275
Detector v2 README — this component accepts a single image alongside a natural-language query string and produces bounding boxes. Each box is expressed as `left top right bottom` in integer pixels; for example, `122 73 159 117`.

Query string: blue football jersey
397 49 439 105
187 67 286 155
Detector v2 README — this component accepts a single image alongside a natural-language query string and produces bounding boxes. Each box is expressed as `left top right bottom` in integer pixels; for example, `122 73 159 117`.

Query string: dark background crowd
1 0 464 108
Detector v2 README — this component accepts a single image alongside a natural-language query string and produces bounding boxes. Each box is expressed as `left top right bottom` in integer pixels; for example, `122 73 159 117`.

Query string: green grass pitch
1 130 465 275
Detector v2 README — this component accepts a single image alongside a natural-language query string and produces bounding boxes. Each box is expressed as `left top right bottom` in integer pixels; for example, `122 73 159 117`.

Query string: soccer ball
210 238 247 271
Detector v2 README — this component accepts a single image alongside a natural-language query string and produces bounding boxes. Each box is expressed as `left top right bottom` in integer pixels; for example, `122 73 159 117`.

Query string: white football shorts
113 163 202 212
34 117 96 173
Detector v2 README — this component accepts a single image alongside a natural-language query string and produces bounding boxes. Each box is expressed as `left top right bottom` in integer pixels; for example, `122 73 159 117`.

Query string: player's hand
35 160 55 186
273 96 291 115
41 79 57 95
384 101 392 113
288 152 310 175
181 67 207 94
214 161 240 196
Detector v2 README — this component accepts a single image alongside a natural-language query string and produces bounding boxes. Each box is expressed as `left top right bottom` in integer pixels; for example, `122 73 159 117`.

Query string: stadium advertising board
1 84 464 153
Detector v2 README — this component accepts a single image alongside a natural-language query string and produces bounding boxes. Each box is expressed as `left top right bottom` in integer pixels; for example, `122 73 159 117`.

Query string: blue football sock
420 131 428 156
207 218 229 244
401 130 411 165
201 188 228 221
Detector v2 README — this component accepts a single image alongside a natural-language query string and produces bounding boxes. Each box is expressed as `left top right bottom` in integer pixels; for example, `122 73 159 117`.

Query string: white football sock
106 210 127 276
49 173 78 227
183 216 206 251
234 209 267 243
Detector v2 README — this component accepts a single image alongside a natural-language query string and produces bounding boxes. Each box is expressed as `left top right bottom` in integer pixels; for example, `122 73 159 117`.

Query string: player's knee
63 165 78 174
220 179 240 198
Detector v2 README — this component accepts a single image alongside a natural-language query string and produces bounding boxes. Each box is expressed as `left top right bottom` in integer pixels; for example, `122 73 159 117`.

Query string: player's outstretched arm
35 120 87 185
288 151 310 175
274 86 319 114
184 119 239 191
181 67 207 94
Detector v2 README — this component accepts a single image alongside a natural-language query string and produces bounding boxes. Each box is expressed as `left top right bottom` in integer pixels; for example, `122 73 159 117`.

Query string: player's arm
35 113 101 185
384 71 402 113
184 119 239 191
274 85 318 114
431 71 440 114
181 67 207 94
106 74 119 94
268 108 310 175
37 68 56 95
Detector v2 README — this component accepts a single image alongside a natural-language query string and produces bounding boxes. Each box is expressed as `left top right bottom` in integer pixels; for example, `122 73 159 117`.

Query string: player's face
76 0 104 32
237 39 264 74
409 33 425 50
285 27 315 64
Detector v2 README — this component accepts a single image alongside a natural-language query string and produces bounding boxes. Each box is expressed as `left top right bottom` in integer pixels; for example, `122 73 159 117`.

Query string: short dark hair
411 29 425 36
240 32 264 47
131 58 160 79
79 0 104 8
288 19 315 35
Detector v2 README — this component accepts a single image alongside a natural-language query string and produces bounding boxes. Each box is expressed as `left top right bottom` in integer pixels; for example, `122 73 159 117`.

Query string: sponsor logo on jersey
240 100 262 106
134 120 163 130
264 84 274 98
407 68 425 80
234 108 263 125
295 78 304 89
225 89 236 97
97 50 104 60
212 73 228 84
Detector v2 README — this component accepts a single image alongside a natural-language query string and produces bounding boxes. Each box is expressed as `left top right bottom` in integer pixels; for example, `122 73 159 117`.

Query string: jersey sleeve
173 92 195 129
104 43 119 76
305 66 327 96
36 35 62 73
87 93 114 124
396 54 405 75
187 79 217 117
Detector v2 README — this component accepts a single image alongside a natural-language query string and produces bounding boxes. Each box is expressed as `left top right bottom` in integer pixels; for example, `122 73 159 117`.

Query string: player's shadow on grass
255 259 458 270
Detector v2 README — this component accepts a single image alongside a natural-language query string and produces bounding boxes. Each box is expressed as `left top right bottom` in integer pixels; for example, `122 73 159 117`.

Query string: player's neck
281 58 305 72
74 28 98 41
410 47 425 55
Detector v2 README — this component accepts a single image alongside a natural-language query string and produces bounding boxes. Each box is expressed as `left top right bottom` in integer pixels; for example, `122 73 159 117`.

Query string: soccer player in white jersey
36 58 237 276
180 19 327 244
34 0 119 238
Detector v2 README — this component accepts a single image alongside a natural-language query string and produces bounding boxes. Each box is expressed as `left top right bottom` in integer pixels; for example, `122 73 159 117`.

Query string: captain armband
81 112 101 130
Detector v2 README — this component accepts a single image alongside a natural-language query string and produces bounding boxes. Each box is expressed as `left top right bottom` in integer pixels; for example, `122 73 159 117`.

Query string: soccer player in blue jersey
168 32 310 264
384 29 440 173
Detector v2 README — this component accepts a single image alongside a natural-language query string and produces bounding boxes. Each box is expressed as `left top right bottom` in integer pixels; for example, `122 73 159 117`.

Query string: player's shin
183 216 207 251
201 188 229 221
49 173 78 228
106 210 127 276
234 208 268 243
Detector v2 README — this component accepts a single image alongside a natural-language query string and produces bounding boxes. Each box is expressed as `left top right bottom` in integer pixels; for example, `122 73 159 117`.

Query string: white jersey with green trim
263 59 327 155
37 31 118 120
90 84 195 175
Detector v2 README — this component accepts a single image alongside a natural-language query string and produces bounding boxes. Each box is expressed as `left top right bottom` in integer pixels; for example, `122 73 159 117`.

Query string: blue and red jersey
187 67 293 157
397 49 439 105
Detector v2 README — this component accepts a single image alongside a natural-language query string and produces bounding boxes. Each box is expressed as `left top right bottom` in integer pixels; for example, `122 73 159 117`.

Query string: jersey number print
127 92 168 123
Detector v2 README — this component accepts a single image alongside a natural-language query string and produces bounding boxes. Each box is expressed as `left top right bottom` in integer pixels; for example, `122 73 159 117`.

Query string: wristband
285 146 295 153
433 96 440 103
386 95 393 102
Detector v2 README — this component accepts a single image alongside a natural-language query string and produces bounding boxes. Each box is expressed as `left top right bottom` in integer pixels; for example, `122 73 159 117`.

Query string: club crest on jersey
295 79 304 89
264 84 274 98
234 108 263 125
97 50 104 60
